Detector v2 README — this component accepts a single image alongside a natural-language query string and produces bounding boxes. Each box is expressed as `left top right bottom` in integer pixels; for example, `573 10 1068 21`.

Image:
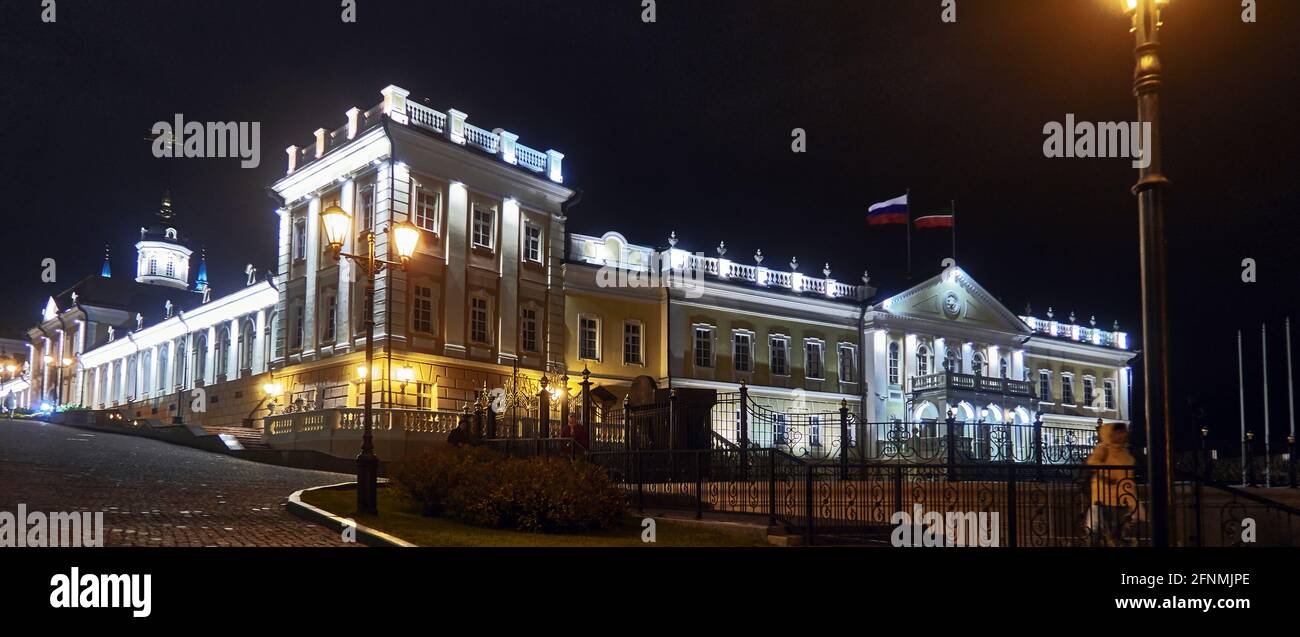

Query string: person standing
1085 422 1138 546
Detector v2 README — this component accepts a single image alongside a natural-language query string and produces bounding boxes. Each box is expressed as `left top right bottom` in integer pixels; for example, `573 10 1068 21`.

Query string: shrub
392 445 626 533
390 445 502 516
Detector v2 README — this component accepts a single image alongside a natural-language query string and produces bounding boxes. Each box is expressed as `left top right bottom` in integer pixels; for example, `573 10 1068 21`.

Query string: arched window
165 260 175 278
173 338 187 388
216 328 230 377
944 348 960 373
887 341 900 385
193 332 208 383
239 319 255 372
916 344 930 376
157 345 169 392
140 350 152 397
126 354 137 399
148 258 158 275
972 351 985 376
999 356 1010 379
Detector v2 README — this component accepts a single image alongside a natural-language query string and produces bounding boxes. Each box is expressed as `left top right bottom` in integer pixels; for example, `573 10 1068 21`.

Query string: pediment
879 267 1029 335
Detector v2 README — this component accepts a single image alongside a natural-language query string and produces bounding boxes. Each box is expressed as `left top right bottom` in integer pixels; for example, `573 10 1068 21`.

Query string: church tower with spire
134 190 193 290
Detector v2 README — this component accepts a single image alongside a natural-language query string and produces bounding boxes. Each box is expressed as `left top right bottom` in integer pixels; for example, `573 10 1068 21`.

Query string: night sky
2 0 1297 451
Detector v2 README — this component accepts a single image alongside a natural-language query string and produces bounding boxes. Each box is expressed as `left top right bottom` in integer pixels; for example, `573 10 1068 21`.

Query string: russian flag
914 214 954 229
867 194 908 225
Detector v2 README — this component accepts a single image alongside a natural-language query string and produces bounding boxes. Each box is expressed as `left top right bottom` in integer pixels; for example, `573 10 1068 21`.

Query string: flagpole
1287 316 1296 488
905 188 912 280
1263 323 1271 487
1239 330 1247 486
951 199 957 263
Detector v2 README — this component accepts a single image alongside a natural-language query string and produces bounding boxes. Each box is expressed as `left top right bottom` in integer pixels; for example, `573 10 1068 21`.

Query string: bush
392 445 626 533
391 444 502 517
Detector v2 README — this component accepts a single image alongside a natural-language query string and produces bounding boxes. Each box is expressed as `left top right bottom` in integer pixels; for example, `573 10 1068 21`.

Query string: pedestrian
569 412 588 451
1084 422 1137 546
446 422 468 447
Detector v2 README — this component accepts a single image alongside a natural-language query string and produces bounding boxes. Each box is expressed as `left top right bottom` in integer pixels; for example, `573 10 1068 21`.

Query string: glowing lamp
262 382 283 396
391 221 421 264
320 204 351 253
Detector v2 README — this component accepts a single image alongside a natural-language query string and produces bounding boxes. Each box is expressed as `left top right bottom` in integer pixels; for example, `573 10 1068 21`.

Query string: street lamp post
320 202 421 515
1124 0 1174 546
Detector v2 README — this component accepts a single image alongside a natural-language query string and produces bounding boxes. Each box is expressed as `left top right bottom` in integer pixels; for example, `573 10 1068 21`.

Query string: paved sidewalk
0 418 358 547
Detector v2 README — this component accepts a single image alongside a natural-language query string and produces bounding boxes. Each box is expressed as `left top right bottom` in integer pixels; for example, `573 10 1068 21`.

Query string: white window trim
469 293 494 346
1038 369 1052 402
519 304 541 354
838 343 858 384
1060 372 1077 407
732 329 755 373
578 313 602 362
804 338 826 380
414 185 442 234
623 320 645 367
1103 379 1117 411
471 203 497 251
411 281 438 336
523 222 544 264
769 334 791 377
693 324 715 369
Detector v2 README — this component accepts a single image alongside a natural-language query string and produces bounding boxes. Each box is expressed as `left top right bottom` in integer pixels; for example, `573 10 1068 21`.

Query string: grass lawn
301 487 769 547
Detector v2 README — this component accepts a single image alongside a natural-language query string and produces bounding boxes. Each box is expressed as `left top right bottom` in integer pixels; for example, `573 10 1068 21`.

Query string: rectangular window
624 321 643 366
839 345 856 383
472 204 495 250
805 342 824 379
412 285 434 334
520 307 539 353
1061 374 1075 405
415 188 440 232
733 332 752 373
470 297 490 344
579 316 600 361
888 342 900 385
1083 376 1095 407
359 184 374 231
1104 380 1116 410
1038 370 1052 401
293 219 306 261
417 382 436 410
694 327 713 369
323 295 337 343
293 305 304 349
810 415 821 447
524 225 543 263
770 337 789 376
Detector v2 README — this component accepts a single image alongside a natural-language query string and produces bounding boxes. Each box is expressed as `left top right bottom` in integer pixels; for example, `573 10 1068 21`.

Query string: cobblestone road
0 419 357 547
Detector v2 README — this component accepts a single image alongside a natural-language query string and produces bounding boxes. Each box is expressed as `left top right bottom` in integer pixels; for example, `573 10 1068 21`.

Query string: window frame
1038 369 1053 403
1103 379 1116 411
578 314 601 362
524 223 544 264
693 325 715 369
520 306 540 354
838 343 857 383
471 203 497 251
1061 372 1076 406
732 330 754 373
414 185 441 233
769 335 790 377
805 340 825 380
469 295 493 346
412 283 436 335
887 341 900 385
623 320 644 366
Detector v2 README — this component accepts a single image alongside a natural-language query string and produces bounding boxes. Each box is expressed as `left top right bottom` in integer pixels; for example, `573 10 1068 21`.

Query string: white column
498 198 520 365
204 326 217 385
228 319 240 378
443 181 468 357
336 179 356 350
304 196 321 358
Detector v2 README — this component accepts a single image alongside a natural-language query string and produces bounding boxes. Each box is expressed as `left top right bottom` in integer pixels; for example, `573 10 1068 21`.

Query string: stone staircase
200 424 271 451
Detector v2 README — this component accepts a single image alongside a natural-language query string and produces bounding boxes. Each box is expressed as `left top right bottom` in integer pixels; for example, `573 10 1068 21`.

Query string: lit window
694 327 713 369
415 187 440 232
472 204 495 250
805 341 824 379
525 224 543 263
412 285 434 334
770 337 789 376
579 316 600 361
624 321 643 365
470 297 491 344
520 308 539 353
810 415 821 447
888 341 900 385
733 332 752 373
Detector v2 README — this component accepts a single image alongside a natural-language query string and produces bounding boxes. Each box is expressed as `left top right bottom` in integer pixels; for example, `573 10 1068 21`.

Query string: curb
287 482 418 548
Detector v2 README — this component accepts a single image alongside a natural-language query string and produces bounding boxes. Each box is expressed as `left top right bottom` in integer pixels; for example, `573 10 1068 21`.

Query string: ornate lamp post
1122 0 1174 546
320 202 421 515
